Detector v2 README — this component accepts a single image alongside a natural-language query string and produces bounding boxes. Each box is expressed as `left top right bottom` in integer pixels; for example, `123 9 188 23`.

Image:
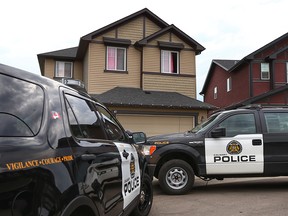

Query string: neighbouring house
200 32 288 111
37 8 215 136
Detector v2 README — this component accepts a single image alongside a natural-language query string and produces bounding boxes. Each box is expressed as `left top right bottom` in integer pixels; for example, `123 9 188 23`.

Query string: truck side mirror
132 132 147 144
211 127 226 138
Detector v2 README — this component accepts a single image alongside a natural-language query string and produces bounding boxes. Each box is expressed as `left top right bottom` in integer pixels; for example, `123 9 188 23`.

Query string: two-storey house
201 32 288 110
38 8 214 136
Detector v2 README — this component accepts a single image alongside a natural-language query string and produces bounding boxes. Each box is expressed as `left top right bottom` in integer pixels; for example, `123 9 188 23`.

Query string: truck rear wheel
158 159 194 195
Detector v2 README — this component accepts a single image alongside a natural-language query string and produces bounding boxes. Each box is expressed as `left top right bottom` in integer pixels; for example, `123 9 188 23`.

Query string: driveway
149 177 288 216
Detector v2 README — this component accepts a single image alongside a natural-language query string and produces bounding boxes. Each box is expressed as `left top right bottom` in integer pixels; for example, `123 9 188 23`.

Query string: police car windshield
189 113 220 134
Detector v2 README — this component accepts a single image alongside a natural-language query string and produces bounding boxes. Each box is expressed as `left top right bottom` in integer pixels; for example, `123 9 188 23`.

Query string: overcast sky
1 0 287 100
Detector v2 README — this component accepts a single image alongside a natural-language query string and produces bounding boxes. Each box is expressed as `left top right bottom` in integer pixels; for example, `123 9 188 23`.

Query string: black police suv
143 105 288 195
0 63 153 216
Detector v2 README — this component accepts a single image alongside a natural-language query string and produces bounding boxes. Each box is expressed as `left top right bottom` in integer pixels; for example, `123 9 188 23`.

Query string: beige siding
118 17 144 43
171 34 190 48
143 73 196 98
145 17 161 37
143 47 160 72
180 50 196 76
93 30 116 41
83 51 89 91
87 43 141 94
44 59 54 79
73 61 83 80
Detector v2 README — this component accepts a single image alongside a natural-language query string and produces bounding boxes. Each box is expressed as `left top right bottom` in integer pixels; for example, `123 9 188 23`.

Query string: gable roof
200 59 239 95
229 31 288 72
38 8 205 74
93 87 216 110
76 8 170 59
136 24 205 54
37 47 78 75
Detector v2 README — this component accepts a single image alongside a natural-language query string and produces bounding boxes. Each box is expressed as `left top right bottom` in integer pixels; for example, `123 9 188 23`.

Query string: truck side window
264 112 288 133
219 113 256 137
0 74 44 137
96 105 126 142
65 94 106 139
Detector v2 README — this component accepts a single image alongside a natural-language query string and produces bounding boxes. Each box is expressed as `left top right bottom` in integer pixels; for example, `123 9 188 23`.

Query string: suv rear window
0 74 44 136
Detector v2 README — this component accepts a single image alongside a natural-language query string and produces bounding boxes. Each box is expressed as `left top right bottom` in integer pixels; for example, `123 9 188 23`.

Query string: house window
106 46 126 71
227 77 232 92
214 86 217 99
55 61 73 78
161 50 179 74
261 63 270 80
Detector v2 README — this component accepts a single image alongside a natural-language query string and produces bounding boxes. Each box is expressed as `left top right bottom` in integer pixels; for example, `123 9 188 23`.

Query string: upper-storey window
214 86 218 99
161 50 179 74
227 77 232 92
261 63 270 80
55 61 73 78
106 46 126 71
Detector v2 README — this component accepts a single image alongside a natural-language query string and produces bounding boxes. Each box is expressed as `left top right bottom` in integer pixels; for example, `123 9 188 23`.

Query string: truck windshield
189 113 220 134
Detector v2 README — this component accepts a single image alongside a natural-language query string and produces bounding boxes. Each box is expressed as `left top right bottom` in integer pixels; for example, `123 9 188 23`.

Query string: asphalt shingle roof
93 87 215 110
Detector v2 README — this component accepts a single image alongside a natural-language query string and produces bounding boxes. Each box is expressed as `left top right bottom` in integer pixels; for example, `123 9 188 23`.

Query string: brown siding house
38 8 215 136
201 32 288 111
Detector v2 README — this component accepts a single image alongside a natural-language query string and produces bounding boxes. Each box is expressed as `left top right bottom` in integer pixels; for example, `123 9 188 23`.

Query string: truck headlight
142 145 156 156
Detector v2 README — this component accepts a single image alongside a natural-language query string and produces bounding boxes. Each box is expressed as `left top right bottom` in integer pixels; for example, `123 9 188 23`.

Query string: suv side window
65 94 106 139
96 105 126 142
219 113 256 137
264 112 288 133
0 74 44 137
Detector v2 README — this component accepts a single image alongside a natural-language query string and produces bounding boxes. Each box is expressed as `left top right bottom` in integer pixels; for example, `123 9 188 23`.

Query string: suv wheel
159 159 194 195
131 173 153 216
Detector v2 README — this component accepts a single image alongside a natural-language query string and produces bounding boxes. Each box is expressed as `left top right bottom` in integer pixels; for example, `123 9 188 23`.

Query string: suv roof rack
239 104 262 110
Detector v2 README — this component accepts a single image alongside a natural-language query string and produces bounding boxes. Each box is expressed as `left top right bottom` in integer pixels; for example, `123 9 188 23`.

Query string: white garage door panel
117 115 194 136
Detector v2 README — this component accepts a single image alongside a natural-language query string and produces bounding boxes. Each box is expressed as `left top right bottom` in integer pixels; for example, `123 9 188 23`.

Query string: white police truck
144 106 288 195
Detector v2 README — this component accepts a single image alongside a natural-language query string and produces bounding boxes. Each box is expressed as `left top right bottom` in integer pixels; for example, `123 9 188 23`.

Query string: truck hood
147 131 197 145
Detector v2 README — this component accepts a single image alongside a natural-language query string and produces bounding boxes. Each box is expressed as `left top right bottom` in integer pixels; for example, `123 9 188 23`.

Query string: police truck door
205 112 264 175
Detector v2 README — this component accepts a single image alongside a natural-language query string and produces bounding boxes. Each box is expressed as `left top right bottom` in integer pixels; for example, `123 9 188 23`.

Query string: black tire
158 159 194 195
131 173 153 216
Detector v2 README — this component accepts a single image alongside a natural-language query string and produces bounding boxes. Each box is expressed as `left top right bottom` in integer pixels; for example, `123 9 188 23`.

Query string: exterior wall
87 15 165 94
73 61 83 80
43 59 82 81
87 42 141 94
44 59 54 79
142 32 197 98
143 73 196 98
204 65 250 108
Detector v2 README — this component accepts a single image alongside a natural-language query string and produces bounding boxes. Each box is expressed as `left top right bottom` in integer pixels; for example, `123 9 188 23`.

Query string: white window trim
161 50 179 74
55 61 73 78
106 46 127 71
214 86 217 99
227 77 232 92
261 63 270 80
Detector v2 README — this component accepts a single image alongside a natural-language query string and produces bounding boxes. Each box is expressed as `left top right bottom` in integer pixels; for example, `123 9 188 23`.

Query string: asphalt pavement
149 176 288 216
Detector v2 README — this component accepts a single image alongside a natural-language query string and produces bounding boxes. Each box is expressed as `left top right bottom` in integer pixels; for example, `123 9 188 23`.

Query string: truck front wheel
158 159 194 195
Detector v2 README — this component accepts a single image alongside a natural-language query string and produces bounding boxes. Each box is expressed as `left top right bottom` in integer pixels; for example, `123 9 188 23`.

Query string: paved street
149 177 288 216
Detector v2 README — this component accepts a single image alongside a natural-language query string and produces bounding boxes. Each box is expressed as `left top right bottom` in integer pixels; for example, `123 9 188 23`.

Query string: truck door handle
252 139 262 146
122 150 129 159
80 154 96 161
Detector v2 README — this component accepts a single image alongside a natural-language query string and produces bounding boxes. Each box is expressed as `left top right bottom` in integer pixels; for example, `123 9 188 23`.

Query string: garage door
117 114 195 137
